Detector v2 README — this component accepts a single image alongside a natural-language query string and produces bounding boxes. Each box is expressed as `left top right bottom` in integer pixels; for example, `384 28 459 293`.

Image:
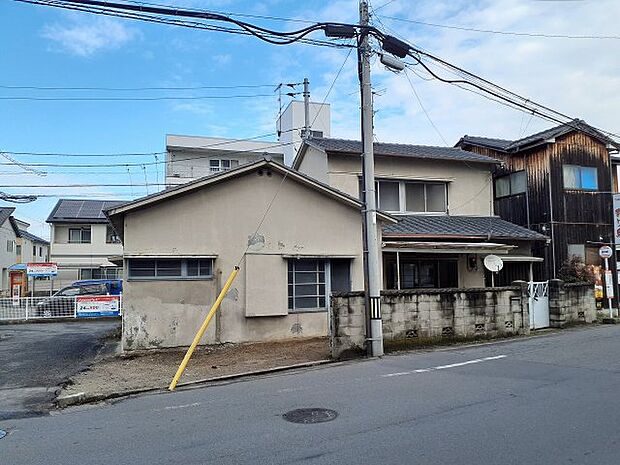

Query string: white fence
0 295 122 321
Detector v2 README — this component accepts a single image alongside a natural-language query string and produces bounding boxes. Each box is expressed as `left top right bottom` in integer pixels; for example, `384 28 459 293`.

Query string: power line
403 69 448 145
403 49 620 142
0 93 276 102
0 184 169 188
0 83 278 91
13 0 355 49
1 128 298 157
366 10 620 142
381 15 620 40
309 48 354 131
123 0 318 25
0 140 297 168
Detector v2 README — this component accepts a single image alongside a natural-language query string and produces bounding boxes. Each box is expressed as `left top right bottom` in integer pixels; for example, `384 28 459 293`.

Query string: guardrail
0 295 122 321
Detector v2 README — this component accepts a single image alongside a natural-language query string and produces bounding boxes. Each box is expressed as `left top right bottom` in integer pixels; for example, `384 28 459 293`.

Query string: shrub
558 255 596 284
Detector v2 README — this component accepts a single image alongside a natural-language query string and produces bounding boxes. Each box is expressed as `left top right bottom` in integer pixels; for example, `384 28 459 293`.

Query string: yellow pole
168 266 240 391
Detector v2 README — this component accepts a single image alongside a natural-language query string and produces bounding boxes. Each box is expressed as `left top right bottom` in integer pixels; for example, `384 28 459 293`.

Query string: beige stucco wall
121 168 373 350
323 152 493 216
296 147 329 184
458 255 485 287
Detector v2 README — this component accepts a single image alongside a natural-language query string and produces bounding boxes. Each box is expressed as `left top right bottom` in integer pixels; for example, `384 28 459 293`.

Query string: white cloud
42 16 138 57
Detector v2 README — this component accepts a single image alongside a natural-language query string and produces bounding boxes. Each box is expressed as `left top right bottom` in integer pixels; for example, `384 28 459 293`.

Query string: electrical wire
1 128 300 158
123 0 318 25
403 69 448 145
13 0 357 49
0 140 297 168
380 15 620 40
0 83 278 91
0 93 276 102
308 47 354 132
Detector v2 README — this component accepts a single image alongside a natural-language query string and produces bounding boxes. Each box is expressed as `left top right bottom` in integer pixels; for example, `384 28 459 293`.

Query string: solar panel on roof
50 199 121 221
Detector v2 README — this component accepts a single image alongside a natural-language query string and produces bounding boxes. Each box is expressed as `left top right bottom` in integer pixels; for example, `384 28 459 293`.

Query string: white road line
380 355 507 378
163 402 201 411
381 372 411 377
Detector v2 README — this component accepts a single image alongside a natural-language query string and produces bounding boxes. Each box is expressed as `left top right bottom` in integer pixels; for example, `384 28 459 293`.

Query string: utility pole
303 77 310 139
359 0 383 357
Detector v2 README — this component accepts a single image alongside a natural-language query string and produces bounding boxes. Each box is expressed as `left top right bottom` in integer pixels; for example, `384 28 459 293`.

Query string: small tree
558 255 596 283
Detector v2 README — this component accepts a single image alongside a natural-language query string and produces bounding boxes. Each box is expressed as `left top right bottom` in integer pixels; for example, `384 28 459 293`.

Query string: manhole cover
282 408 338 424
0 430 6 439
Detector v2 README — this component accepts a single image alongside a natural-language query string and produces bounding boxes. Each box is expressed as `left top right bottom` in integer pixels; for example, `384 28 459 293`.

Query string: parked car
72 279 123 295
36 282 112 317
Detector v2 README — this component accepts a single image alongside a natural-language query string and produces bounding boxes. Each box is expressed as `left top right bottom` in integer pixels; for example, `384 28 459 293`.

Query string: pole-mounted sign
599 246 614 317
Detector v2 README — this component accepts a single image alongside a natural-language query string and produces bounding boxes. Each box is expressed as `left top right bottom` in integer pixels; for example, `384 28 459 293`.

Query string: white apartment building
165 99 331 187
166 136 285 187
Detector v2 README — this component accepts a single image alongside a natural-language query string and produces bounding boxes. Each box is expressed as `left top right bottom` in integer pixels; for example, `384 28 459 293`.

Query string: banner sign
26 262 58 277
605 270 615 299
613 194 620 242
76 295 121 317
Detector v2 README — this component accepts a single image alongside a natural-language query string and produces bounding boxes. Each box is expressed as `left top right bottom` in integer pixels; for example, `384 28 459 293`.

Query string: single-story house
106 158 395 350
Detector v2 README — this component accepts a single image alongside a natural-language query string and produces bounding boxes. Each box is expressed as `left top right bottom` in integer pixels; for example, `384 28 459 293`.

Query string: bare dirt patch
60 337 330 400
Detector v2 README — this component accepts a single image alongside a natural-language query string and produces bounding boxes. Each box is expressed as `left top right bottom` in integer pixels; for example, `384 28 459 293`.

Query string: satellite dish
484 255 504 273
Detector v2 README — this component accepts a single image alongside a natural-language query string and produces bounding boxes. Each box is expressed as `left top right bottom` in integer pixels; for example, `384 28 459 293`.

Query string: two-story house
0 208 50 295
457 119 618 281
0 208 19 292
47 199 123 288
294 138 547 288
13 218 50 265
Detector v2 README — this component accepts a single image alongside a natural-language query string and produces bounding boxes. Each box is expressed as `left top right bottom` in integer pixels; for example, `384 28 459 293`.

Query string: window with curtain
563 165 598 190
494 171 526 198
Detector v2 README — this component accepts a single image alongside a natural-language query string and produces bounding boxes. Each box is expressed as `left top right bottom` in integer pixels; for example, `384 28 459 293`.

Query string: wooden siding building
457 120 618 281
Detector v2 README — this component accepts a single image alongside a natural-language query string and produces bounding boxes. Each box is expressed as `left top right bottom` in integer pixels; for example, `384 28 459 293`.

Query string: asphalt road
0 321 119 420
1 325 620 464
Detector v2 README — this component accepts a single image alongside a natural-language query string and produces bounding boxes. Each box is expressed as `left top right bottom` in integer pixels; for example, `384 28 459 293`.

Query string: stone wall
331 284 529 359
549 280 596 327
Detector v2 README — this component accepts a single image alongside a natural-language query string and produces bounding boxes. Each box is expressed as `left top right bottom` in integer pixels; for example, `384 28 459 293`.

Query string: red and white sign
76 295 121 317
26 262 58 277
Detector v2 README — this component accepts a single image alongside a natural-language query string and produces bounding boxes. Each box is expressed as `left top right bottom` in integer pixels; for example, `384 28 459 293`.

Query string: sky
1 0 620 238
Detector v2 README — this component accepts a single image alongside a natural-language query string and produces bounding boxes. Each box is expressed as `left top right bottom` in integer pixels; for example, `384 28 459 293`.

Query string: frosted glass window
426 184 447 212
378 181 400 211
405 183 425 212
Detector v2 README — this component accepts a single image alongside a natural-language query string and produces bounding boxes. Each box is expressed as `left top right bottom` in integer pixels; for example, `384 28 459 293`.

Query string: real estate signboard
26 262 58 277
76 295 121 318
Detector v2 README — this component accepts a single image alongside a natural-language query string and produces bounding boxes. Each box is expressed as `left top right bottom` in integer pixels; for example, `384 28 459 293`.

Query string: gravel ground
60 337 330 399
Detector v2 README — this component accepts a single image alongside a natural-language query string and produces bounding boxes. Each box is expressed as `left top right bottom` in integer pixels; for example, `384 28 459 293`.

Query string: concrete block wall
331 284 529 359
330 293 366 359
549 280 596 327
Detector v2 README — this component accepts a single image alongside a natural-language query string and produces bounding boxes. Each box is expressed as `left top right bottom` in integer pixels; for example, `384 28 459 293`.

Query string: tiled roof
47 199 123 223
0 207 15 227
508 119 614 151
17 229 49 244
383 215 547 241
460 119 618 153
458 136 513 151
308 137 499 164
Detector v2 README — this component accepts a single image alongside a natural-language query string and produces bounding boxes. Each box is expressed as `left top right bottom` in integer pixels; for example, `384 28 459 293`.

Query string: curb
55 359 334 409
0 317 121 326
